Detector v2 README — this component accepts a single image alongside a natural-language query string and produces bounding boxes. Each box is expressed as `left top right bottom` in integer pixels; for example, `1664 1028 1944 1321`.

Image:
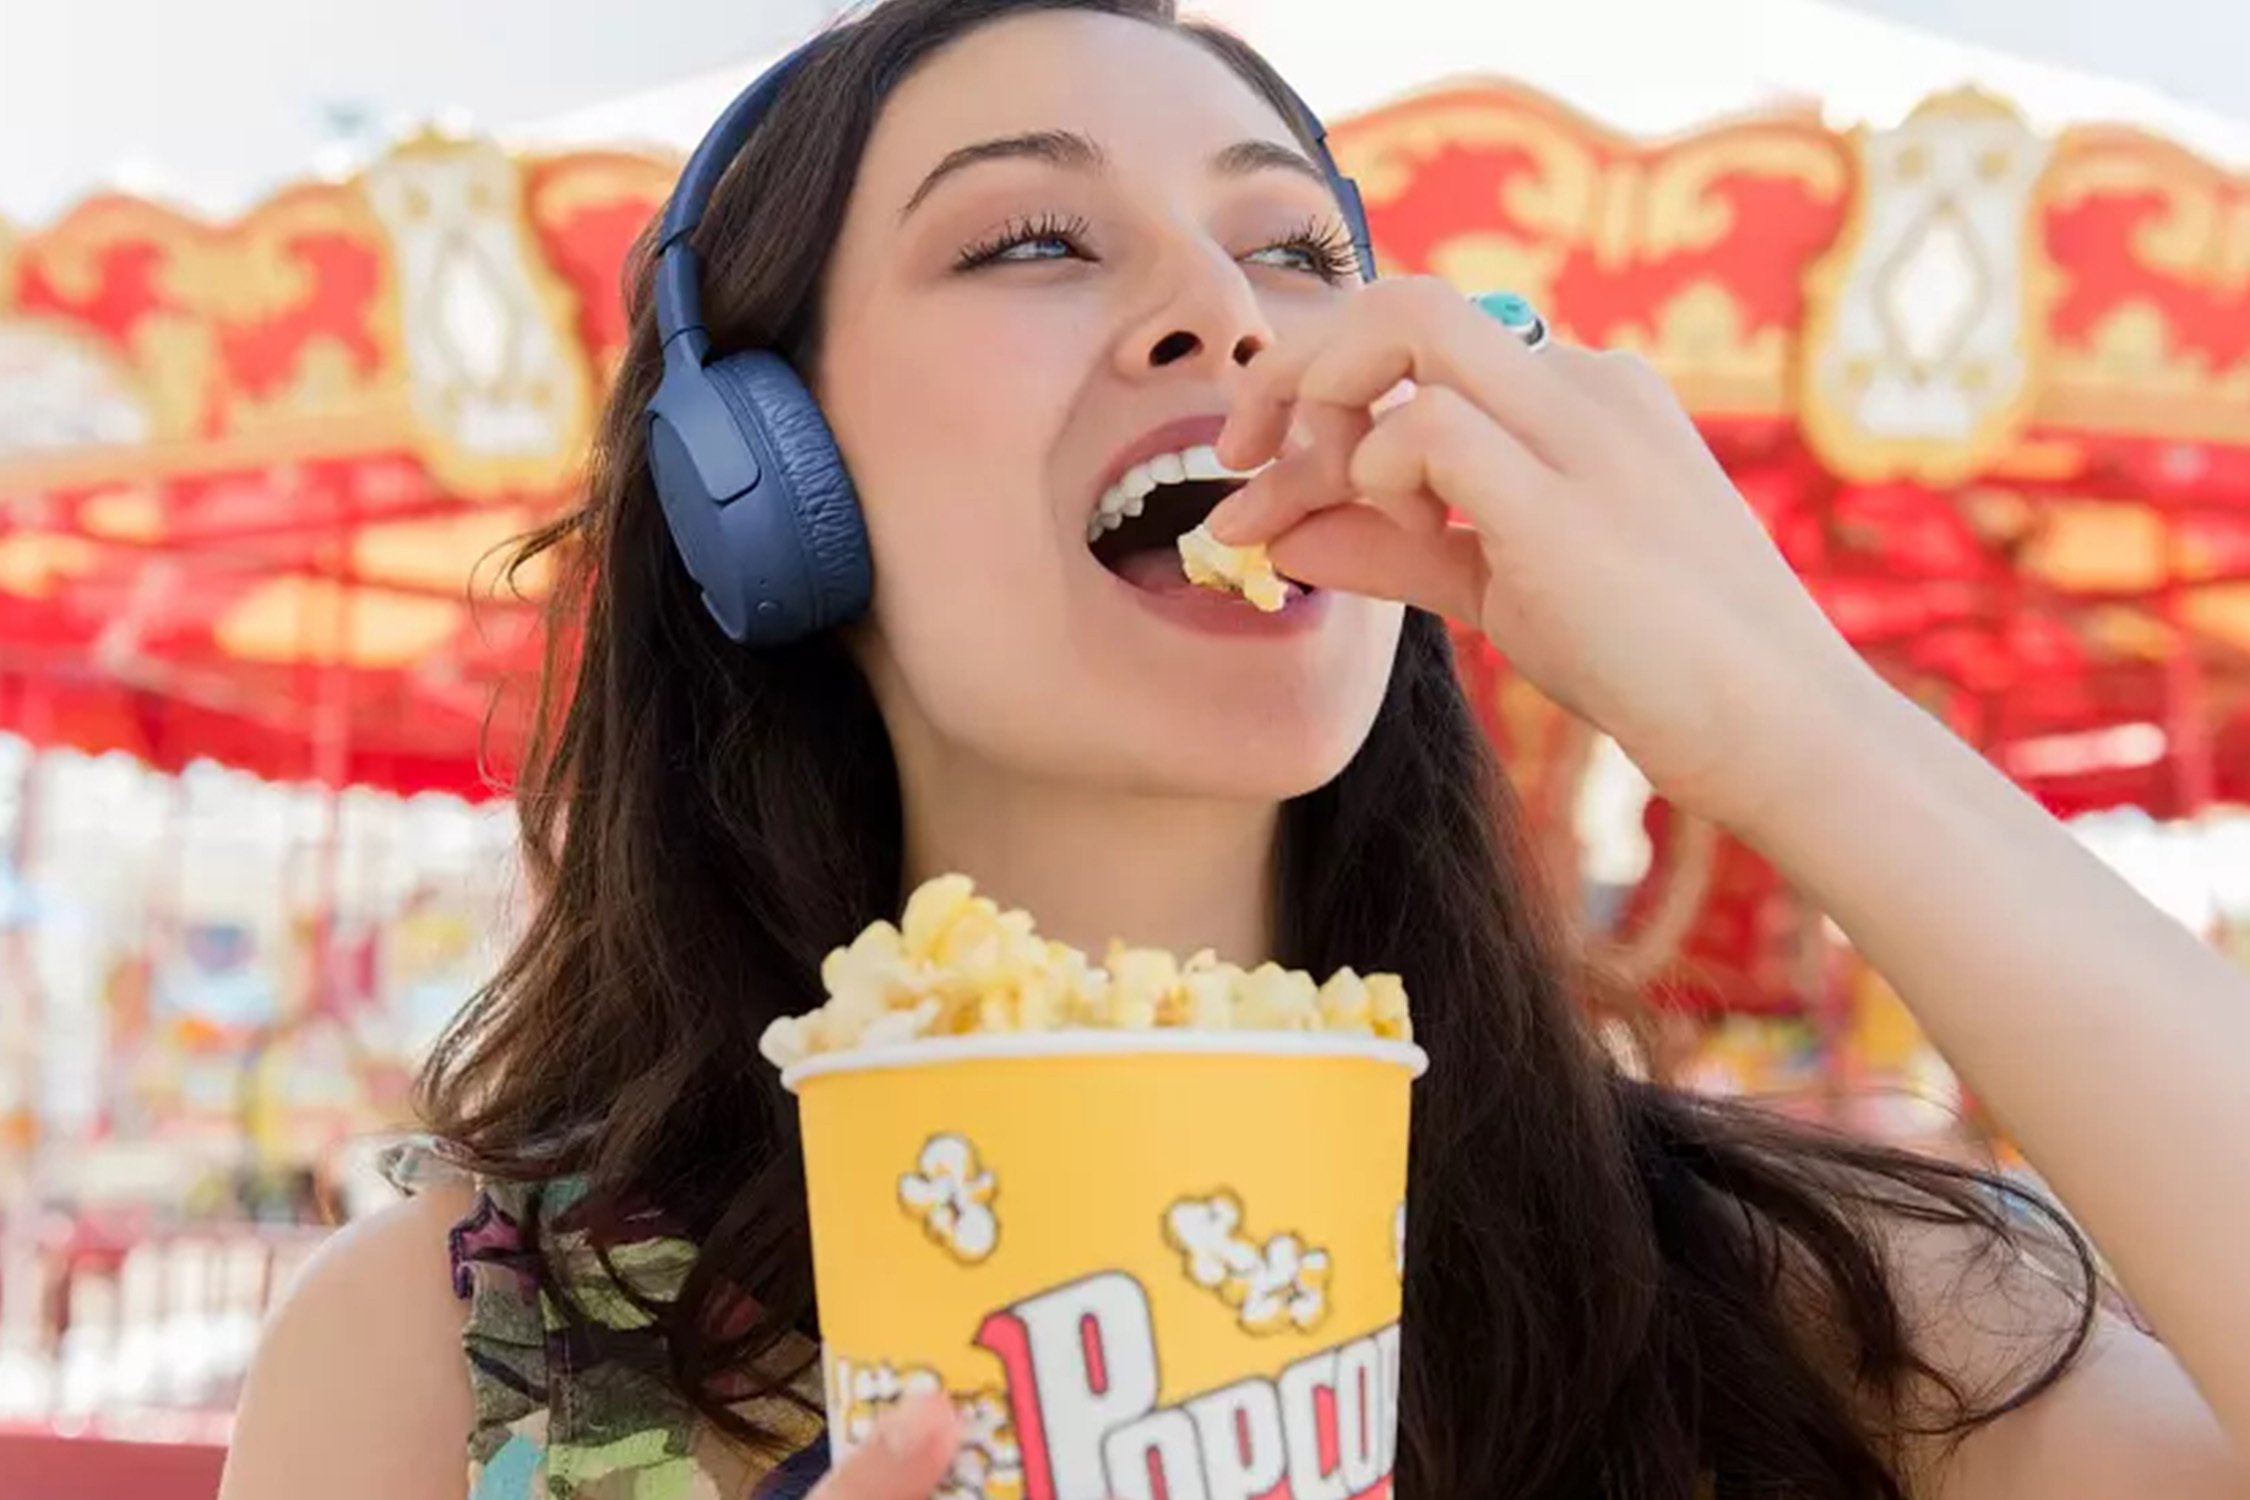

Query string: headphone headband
654 45 819 346
1259 73 1380 287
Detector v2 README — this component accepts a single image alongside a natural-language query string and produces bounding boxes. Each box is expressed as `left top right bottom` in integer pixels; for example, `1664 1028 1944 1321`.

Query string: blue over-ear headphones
645 30 1379 647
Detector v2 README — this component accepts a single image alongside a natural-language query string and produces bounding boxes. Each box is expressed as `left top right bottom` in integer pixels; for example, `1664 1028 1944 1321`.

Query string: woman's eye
1246 243 1322 274
996 235 1077 262
1245 220 1360 284
957 215 1355 282
957 214 1094 271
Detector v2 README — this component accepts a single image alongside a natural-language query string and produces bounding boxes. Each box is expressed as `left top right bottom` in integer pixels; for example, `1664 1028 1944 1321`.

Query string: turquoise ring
1472 290 1553 352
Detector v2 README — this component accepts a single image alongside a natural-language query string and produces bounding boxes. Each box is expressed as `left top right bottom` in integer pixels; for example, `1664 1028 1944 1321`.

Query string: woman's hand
1214 278 2250 1483
816 1395 962 1500
1212 275 1876 829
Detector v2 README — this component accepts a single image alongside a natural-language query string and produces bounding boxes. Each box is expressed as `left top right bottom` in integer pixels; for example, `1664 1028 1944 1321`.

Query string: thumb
815 1393 961 1500
1268 506 1487 626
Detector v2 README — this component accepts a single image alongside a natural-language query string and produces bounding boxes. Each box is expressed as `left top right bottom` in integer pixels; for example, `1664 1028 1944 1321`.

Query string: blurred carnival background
1 0 2246 1493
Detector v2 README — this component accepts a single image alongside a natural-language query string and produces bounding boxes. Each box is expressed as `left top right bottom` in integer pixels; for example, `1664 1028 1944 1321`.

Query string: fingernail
878 1393 946 1459
1214 423 1244 467
1206 488 1250 543
1372 378 1417 417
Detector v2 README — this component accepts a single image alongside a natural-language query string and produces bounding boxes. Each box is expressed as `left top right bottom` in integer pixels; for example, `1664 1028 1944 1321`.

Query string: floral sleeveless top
382 1142 1730 1500
381 1143 833 1500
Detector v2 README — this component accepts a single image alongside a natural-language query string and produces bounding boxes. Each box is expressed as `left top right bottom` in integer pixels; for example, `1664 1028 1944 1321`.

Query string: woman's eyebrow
899 130 1327 221
1206 138 1326 189
901 130 1105 219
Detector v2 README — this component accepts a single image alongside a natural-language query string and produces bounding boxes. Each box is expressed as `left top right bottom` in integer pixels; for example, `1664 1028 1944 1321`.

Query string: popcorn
1178 522 1289 611
1232 962 1321 1031
1164 1192 1332 1335
898 1133 1000 1263
760 875 1412 1065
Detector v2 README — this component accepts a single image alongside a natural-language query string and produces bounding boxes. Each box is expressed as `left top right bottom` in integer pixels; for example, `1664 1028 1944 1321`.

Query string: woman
220 2 2250 1497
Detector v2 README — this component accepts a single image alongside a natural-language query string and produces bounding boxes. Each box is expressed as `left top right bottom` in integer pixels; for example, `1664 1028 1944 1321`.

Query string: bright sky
0 0 829 224
0 0 2243 226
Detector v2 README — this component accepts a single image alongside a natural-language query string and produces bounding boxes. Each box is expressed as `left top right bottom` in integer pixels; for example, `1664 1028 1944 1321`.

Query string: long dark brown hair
419 3 2100 1495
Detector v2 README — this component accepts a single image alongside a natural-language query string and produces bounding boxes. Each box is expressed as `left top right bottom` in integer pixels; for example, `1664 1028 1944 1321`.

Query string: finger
1298 399 1371 497
1543 343 1673 408
1210 382 1446 547
1348 385 1557 540
816 1394 960 1500
1205 444 1335 546
1267 507 1488 625
1295 301 1586 468
1222 278 1590 469
1207 436 1445 549
1215 395 1368 535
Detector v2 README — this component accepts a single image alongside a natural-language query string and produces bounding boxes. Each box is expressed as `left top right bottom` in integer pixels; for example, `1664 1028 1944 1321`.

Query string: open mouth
1083 439 1305 605
1088 476 1242 579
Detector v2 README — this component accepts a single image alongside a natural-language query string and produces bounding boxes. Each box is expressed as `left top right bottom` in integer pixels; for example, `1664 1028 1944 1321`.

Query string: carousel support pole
310 711 347 1017
309 496 356 1020
1538 714 1596 907
1793 887 1849 1127
145 751 192 1092
0 698 48 1407
2159 578 2216 820
2 692 50 1218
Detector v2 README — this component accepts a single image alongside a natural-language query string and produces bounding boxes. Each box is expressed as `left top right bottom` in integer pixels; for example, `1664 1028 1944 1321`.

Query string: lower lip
1098 561 1330 637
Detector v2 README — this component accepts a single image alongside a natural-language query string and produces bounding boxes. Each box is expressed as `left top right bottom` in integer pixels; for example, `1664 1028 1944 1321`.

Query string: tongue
1112 547 1204 596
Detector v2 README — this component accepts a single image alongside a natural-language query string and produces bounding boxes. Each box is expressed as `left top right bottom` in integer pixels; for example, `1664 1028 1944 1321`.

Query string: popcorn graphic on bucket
900 1134 1001 1263
1164 1192 1331 1335
773 876 1425 1500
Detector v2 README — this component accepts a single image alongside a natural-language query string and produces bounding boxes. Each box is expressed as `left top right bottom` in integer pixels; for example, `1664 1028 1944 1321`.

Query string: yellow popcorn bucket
786 1030 1425 1500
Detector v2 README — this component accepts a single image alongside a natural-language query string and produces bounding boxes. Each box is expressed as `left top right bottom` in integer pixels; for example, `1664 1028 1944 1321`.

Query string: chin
1100 672 1394 801
875 579 1403 802
1074 595 1402 800
1160 741 1365 802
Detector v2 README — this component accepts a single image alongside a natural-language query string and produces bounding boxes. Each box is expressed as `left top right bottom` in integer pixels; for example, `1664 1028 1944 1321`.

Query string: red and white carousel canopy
0 80 2245 813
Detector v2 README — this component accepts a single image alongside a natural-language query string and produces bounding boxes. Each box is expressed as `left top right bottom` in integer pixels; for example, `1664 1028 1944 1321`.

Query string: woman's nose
1147 328 1267 369
1116 244 1276 380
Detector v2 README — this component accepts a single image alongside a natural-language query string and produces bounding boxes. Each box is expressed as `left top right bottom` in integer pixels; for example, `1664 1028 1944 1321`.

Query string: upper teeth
1087 444 1268 542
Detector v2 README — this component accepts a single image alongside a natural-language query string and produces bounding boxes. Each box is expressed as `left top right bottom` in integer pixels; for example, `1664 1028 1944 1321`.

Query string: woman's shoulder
219 1171 482 1500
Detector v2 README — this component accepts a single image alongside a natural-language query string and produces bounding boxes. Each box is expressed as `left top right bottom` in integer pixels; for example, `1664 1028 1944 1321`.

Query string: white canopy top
512 0 2250 165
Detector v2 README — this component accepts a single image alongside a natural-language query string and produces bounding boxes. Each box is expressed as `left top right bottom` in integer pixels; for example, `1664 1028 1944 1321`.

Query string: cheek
849 305 1079 463
830 313 1086 722
840 314 1077 568
1264 597 1406 772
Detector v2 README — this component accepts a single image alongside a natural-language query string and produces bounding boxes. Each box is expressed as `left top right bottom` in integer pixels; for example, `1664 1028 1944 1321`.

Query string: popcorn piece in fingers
1178 523 1289 612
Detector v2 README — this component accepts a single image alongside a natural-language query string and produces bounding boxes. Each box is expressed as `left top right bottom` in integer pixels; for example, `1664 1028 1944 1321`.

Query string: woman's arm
220 1186 480 1500
1208 274 2250 1484
223 1185 967 1500
1740 664 2250 1460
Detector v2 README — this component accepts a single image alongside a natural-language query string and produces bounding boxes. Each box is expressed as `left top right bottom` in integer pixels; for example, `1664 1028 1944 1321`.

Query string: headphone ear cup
694 350 872 646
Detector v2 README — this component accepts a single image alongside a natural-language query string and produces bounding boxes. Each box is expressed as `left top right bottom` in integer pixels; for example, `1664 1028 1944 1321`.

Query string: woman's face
816 9 1404 801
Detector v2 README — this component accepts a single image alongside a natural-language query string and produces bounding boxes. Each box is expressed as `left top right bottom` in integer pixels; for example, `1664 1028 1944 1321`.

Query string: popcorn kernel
766 874 1414 1060
1178 522 1289 611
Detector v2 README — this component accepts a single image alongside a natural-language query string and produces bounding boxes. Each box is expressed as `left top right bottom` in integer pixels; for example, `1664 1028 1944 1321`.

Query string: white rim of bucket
781 1030 1429 1093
